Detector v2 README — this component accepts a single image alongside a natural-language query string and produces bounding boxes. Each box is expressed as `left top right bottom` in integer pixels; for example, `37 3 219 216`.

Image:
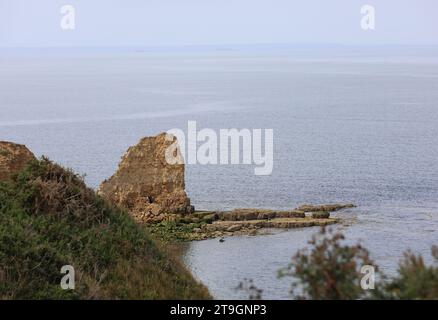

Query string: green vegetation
242 228 438 300
0 157 210 299
146 211 219 242
379 247 438 299
147 220 207 242
279 228 377 299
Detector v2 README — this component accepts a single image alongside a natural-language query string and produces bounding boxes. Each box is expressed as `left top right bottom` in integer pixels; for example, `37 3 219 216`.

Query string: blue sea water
1 46 437 299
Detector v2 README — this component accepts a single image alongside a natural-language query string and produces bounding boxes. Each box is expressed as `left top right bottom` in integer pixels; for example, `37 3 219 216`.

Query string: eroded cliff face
98 133 193 222
0 141 35 181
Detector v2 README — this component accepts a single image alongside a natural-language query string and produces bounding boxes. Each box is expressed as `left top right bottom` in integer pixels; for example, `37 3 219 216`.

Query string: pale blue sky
0 0 437 47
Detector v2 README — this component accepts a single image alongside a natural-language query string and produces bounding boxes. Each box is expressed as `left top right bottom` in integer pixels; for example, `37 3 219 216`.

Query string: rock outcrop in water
0 141 35 181
184 203 356 239
215 208 306 221
98 133 193 223
296 203 355 212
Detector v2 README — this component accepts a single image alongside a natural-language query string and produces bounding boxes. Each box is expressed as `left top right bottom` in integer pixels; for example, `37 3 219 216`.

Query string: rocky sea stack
98 133 193 223
0 141 35 182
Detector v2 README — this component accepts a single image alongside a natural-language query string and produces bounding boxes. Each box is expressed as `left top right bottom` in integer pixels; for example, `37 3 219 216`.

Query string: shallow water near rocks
184 206 438 299
1 47 437 299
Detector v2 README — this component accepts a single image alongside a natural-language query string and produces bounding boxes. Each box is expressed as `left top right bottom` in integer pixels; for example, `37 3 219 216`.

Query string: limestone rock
226 224 243 232
217 208 305 221
311 211 331 219
98 133 192 222
0 141 35 181
208 217 337 232
296 203 355 212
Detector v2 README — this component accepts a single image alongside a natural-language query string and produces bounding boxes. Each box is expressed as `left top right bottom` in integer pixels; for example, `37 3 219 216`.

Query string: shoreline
146 204 355 242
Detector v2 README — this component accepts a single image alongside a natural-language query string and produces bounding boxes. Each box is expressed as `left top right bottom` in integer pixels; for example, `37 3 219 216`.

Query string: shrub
380 247 438 299
0 157 210 299
279 227 374 300
243 228 437 300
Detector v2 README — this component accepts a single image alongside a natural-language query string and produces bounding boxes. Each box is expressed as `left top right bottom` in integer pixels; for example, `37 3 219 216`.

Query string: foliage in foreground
0 157 210 299
284 228 438 300
279 228 376 299
380 247 438 299
242 228 438 300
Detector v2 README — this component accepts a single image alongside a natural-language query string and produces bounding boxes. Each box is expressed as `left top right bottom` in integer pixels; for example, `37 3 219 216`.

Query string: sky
0 0 437 47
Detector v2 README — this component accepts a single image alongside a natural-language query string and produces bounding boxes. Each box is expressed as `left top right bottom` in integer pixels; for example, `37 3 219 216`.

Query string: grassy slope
0 158 210 299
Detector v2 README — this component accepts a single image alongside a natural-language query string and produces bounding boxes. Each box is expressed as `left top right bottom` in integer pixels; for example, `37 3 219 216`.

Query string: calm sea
1 46 437 299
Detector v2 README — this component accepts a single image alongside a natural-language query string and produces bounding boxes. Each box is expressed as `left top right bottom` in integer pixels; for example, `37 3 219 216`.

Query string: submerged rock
296 203 355 212
98 133 192 222
187 203 354 239
206 217 337 233
311 211 331 219
216 208 305 221
0 141 35 182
